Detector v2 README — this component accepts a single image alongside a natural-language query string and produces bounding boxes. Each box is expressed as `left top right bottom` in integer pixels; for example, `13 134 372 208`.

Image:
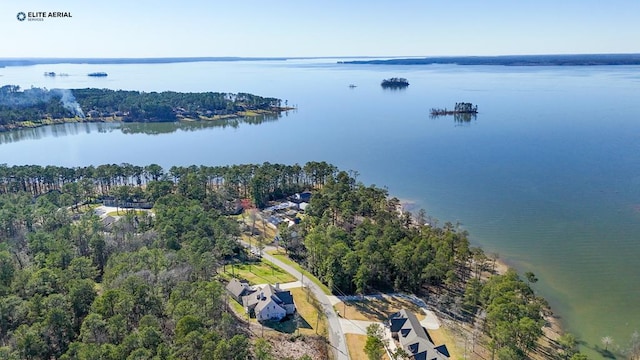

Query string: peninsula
340 53 640 66
0 85 292 132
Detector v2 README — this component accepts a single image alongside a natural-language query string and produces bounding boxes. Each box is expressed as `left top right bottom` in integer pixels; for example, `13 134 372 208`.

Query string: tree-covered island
430 102 478 116
0 162 588 359
0 85 292 132
380 77 409 88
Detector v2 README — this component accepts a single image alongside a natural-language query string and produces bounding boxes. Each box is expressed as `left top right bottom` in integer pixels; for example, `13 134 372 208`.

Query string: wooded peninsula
339 53 640 66
0 86 291 132
0 162 589 359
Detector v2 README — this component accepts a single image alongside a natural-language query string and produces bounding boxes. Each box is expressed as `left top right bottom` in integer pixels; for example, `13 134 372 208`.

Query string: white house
242 283 295 321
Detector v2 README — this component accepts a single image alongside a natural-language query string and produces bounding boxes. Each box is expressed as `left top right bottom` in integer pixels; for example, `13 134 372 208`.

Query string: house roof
391 309 449 360
242 284 294 311
275 289 294 305
226 278 252 298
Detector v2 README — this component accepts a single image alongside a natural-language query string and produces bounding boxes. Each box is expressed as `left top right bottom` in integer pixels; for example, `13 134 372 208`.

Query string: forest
0 85 285 126
0 161 577 359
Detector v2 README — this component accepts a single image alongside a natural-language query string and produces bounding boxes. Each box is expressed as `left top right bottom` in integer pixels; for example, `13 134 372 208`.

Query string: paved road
242 240 350 360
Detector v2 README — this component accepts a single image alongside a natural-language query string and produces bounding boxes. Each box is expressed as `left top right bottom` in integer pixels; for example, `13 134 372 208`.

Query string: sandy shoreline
492 257 564 350
397 198 565 353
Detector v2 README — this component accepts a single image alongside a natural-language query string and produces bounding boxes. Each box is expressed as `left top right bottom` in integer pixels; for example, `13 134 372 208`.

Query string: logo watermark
16 11 73 22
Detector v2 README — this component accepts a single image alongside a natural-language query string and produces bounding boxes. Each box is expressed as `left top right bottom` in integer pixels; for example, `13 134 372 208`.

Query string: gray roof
226 278 252 298
392 309 449 360
242 284 294 311
276 289 294 305
102 215 116 227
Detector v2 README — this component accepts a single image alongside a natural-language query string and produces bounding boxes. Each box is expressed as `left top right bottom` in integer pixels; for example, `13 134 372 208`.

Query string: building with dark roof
242 283 296 321
389 309 450 360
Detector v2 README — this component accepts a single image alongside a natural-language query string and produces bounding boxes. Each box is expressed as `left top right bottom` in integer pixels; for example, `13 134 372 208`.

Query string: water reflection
120 113 283 135
0 122 120 144
429 112 477 126
0 113 284 144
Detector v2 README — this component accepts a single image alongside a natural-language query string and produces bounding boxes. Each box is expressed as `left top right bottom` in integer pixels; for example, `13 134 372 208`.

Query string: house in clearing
389 309 450 360
226 278 255 303
242 283 296 321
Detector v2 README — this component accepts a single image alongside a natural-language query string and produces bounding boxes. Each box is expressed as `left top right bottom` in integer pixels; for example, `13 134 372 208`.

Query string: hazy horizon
1 1 638 58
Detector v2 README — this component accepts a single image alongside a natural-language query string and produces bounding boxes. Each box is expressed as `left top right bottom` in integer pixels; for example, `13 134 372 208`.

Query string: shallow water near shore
1 59 640 357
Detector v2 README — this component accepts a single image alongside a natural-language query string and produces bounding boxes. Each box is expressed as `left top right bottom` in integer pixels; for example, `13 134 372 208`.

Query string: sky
1 0 639 58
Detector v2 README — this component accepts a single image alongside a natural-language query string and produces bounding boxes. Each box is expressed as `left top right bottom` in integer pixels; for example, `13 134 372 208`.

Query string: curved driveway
243 241 350 360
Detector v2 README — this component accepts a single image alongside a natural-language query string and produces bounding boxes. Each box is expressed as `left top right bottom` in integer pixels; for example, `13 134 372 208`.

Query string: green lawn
268 251 331 295
288 287 328 336
223 259 296 285
228 295 248 318
262 287 327 336
106 209 149 217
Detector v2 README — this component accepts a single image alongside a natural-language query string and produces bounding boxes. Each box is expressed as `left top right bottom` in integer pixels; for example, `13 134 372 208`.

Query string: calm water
2 60 640 355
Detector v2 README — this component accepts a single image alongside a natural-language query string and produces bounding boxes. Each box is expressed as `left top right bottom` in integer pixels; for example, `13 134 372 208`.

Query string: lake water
2 59 640 355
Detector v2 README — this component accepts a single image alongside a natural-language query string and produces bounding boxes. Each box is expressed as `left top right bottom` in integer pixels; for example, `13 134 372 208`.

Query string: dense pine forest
0 162 572 359
0 85 285 126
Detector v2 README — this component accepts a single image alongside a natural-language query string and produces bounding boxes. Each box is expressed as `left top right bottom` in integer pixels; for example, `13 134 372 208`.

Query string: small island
430 102 478 116
381 77 409 88
87 72 108 77
431 102 478 124
44 72 69 77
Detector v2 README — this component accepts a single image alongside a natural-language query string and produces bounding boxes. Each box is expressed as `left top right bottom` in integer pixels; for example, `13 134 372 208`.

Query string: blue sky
1 0 639 58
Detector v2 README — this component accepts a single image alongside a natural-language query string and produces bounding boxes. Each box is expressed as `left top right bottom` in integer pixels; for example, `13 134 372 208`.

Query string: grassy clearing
106 209 148 217
346 334 368 360
334 295 426 322
222 259 296 285
75 203 101 212
345 334 390 360
288 287 328 337
268 250 331 295
228 295 248 319
427 328 463 359
258 287 328 337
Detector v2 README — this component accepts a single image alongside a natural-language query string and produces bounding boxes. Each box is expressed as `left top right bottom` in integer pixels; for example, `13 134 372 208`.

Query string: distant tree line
73 89 283 122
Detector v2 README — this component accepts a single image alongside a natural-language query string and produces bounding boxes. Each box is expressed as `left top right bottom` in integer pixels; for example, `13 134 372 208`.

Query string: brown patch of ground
335 295 426 322
261 334 329 360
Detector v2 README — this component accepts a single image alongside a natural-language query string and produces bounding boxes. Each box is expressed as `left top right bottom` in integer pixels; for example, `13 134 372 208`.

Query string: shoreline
0 107 294 133
492 257 564 354
398 198 565 353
